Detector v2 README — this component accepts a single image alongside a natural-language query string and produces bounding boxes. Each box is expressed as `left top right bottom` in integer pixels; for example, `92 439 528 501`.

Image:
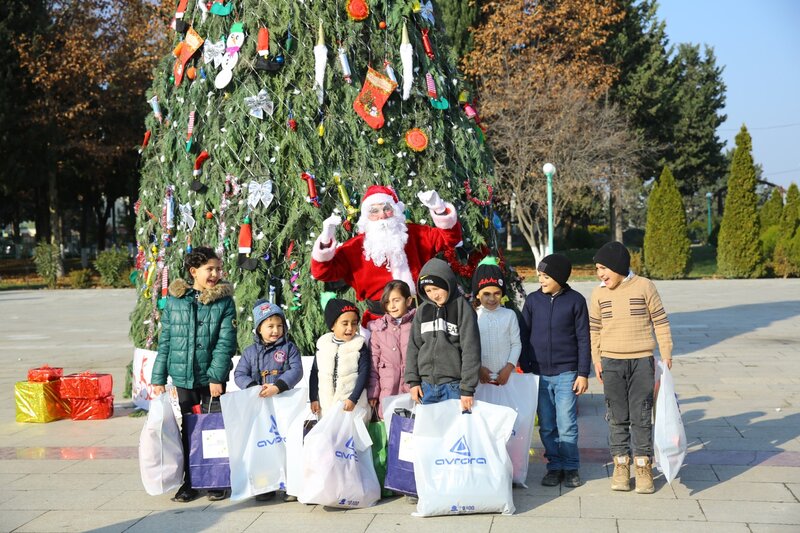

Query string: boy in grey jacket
405 258 481 412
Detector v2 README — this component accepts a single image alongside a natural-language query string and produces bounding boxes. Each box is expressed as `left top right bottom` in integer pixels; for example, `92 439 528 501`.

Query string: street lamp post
705 192 713 240
543 163 556 255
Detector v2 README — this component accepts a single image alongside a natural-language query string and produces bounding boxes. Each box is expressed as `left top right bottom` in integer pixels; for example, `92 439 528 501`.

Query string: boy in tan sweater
589 241 673 494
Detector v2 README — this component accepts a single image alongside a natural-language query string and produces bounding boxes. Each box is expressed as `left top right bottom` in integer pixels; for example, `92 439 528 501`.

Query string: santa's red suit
310 186 462 303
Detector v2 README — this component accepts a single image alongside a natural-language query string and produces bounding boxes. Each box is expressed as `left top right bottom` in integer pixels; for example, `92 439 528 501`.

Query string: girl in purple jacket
367 280 416 418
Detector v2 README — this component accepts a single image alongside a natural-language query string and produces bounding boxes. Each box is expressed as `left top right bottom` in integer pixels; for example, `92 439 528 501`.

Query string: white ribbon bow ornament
247 180 274 209
244 89 274 120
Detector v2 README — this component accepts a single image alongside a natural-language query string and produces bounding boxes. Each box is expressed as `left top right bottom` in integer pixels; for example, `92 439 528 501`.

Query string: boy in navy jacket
521 254 590 488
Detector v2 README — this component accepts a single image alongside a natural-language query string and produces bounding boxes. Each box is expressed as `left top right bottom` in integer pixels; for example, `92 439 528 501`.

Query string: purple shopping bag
185 411 231 490
384 409 417 497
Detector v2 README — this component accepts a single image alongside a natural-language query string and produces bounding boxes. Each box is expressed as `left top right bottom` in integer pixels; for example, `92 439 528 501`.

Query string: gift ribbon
244 89 274 120
247 180 274 209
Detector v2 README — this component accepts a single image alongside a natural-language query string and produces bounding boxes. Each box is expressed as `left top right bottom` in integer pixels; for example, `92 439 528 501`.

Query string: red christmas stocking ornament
353 67 397 129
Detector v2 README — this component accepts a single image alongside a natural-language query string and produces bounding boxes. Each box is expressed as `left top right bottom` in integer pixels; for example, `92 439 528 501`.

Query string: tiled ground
0 279 799 532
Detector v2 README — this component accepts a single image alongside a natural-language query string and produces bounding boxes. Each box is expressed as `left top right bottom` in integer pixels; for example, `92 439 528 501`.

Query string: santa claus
310 185 462 310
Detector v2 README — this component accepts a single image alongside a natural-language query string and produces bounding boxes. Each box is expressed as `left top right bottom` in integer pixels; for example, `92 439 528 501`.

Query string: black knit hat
593 241 631 276
537 254 572 287
418 274 448 292
472 263 506 296
324 298 360 330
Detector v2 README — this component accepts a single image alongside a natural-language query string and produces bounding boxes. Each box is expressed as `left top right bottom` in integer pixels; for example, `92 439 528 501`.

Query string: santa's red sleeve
310 235 361 283
420 202 463 253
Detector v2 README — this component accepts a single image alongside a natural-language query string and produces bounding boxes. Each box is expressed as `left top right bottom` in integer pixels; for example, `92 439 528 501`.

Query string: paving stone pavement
0 279 799 532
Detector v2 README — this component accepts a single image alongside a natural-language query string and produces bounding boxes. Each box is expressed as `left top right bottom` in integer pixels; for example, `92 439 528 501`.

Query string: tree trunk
505 216 513 250
47 172 65 277
35 184 50 243
609 183 623 243
94 196 111 251
80 196 90 268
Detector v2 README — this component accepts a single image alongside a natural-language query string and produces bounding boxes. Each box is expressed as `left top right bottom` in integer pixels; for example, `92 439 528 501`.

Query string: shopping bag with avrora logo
412 399 516 517
298 402 380 508
220 387 306 500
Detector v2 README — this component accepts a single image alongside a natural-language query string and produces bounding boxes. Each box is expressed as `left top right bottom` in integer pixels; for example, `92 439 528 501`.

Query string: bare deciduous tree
485 76 647 263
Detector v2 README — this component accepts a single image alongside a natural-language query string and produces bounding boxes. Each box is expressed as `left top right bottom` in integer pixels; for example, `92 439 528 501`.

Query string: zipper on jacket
548 295 554 371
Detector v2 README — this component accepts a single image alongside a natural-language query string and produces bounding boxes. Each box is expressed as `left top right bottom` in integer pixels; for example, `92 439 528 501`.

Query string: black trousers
601 356 655 458
176 384 225 489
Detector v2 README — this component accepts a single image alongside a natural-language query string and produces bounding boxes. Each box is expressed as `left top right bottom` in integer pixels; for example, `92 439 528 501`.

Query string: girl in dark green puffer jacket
151 247 237 503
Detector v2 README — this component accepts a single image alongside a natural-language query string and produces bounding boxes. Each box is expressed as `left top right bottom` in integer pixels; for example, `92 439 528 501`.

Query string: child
235 299 303 502
367 280 416 418
590 241 673 494
405 257 481 412
521 253 590 488
309 298 371 420
472 260 521 386
152 247 237 503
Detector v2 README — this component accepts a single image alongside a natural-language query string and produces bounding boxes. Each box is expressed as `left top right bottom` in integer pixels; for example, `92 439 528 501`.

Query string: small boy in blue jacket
521 253 590 489
235 299 303 502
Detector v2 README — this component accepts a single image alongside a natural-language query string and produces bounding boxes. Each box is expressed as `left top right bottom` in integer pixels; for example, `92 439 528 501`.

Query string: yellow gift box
15 380 71 423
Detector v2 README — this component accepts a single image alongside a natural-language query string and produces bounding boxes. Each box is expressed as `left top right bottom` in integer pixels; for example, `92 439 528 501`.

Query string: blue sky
657 0 800 189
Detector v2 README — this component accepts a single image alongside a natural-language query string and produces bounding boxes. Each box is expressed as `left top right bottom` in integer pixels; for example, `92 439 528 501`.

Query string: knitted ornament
171 0 189 33
346 0 369 21
353 67 397 129
190 151 210 192
238 217 258 271
254 27 284 72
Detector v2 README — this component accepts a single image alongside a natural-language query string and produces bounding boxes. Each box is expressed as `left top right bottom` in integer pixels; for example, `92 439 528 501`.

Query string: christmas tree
130 0 498 354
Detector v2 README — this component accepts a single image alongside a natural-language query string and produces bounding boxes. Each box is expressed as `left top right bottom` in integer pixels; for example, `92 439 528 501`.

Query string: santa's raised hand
417 189 447 214
319 213 342 246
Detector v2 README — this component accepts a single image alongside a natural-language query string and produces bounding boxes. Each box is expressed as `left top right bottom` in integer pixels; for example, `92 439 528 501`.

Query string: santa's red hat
361 185 401 209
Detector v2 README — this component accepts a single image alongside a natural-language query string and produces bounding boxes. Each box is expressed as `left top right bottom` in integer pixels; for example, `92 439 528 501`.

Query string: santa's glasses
367 202 395 217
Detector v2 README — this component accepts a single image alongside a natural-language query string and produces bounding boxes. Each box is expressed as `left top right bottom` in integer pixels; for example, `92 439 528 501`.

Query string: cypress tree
643 166 690 278
773 183 800 277
759 187 784 229
717 126 763 278
759 187 784 261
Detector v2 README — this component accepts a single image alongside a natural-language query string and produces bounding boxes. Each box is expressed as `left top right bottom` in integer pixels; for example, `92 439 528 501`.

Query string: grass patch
503 247 597 282
687 245 717 279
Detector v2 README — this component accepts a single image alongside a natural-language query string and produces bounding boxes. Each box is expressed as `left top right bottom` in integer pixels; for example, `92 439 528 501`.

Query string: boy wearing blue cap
235 299 304 501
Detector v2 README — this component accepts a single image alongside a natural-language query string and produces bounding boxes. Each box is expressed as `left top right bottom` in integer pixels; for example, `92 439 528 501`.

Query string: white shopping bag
654 360 687 483
220 387 307 500
132 348 158 410
298 402 380 508
475 373 539 486
413 399 516 517
132 348 179 412
139 393 184 495
284 409 315 498
381 392 415 442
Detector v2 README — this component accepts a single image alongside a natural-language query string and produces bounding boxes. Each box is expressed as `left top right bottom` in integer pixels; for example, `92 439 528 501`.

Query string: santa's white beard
361 214 409 269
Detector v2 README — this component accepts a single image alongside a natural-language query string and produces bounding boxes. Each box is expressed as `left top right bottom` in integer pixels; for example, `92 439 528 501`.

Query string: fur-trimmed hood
169 279 234 305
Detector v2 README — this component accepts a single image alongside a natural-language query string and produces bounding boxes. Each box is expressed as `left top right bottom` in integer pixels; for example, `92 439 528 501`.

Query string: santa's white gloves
320 214 342 244
417 190 447 214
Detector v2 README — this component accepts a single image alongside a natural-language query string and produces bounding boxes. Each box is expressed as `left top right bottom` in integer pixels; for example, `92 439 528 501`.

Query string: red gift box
70 396 114 420
60 372 113 399
28 365 64 382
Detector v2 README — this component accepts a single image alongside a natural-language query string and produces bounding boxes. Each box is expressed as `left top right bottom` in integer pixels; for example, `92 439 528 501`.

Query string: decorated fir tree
717 125 763 278
643 166 690 279
129 1 498 354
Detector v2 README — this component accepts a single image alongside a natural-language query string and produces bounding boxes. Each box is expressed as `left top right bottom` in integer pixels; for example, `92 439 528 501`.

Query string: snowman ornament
215 22 245 89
